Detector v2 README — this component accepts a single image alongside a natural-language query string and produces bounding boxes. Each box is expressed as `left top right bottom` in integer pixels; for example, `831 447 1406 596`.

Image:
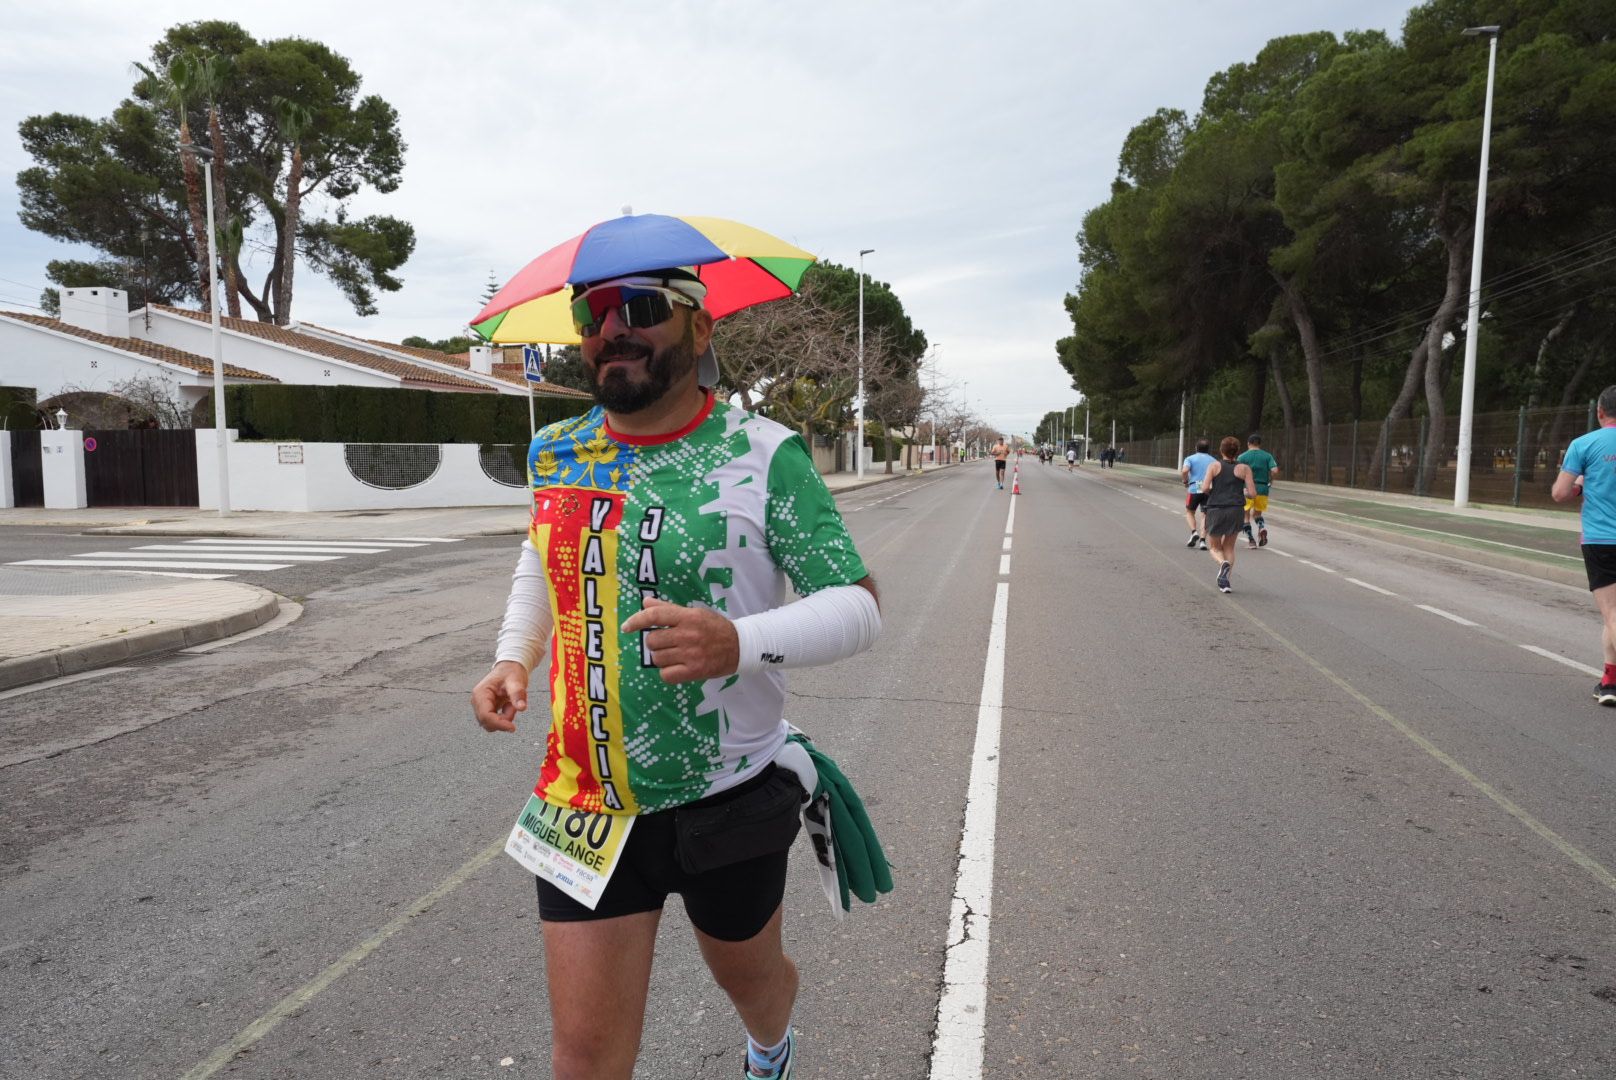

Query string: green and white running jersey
526 394 867 816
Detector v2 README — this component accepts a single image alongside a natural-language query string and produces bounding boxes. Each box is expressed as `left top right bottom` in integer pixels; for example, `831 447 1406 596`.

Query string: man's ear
690 306 714 351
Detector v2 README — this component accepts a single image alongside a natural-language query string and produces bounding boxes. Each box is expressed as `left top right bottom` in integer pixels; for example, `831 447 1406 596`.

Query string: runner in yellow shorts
1237 434 1280 548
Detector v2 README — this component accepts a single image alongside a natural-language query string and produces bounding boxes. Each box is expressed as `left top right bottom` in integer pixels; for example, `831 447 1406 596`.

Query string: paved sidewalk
0 568 280 692
0 465 938 692
1108 462 1584 588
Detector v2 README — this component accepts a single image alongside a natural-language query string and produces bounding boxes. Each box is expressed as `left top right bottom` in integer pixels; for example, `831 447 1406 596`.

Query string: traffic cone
1011 473 1021 495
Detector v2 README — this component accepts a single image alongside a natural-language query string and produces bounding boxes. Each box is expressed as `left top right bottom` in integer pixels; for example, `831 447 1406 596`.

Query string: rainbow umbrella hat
469 213 817 344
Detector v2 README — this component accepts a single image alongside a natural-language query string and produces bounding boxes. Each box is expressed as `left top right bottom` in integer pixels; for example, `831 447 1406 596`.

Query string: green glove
787 733 892 910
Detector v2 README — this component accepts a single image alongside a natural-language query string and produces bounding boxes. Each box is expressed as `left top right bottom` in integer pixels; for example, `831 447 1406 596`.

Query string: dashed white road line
1299 559 1337 573
1000 537 1011 552
1346 577 1398 596
1519 644 1601 678
998 554 1011 576
1417 604 1480 627
1269 549 1294 558
930 497 1012 1079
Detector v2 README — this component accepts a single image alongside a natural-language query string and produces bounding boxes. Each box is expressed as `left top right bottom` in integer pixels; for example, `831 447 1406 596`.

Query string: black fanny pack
673 765 804 876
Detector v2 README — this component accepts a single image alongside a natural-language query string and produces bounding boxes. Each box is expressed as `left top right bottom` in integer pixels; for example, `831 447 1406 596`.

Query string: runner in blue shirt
1554 385 1616 705
1179 439 1216 549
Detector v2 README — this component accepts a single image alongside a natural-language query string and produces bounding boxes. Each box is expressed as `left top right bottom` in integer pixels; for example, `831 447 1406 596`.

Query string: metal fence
1111 403 1595 511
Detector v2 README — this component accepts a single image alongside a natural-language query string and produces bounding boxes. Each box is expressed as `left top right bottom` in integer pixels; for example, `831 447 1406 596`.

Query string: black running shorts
994 459 1006 474
1583 544 1616 592
535 765 796 942
1185 491 1209 512
1204 505 1245 538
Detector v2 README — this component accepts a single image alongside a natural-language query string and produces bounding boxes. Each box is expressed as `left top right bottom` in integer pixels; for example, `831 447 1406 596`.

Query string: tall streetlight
182 142 230 515
856 248 874 479
1453 25 1501 509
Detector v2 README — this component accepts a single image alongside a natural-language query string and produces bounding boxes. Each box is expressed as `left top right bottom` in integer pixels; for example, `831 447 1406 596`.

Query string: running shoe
1186 532 1199 548
1217 562 1231 593
1198 539 1209 550
1258 526 1268 547
1595 683 1616 707
745 1030 795 1079
1248 539 1258 549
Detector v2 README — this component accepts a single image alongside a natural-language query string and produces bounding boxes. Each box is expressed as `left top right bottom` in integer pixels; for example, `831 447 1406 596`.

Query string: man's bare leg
1594 583 1616 668
694 906 798 1051
543 910 662 1080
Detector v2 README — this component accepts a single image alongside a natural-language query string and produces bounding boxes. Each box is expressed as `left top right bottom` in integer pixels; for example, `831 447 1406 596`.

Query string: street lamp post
183 142 230 515
855 248 875 480
1454 25 1501 509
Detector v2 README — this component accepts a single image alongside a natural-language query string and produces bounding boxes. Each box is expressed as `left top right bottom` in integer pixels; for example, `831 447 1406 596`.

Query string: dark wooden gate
84 429 199 507
9 430 43 507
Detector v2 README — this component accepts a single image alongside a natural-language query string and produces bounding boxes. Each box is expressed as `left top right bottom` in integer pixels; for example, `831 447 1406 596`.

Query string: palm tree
272 96 315 326
135 54 211 312
196 53 241 318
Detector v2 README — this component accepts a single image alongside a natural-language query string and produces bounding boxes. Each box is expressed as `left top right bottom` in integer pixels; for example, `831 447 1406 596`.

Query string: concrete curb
1101 465 1583 590
0 586 283 692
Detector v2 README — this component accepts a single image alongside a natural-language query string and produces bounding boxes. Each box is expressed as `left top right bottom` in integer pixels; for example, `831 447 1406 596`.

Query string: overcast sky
0 0 1417 437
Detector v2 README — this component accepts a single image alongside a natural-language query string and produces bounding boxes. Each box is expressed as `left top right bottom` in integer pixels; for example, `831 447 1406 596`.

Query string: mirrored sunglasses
570 285 695 338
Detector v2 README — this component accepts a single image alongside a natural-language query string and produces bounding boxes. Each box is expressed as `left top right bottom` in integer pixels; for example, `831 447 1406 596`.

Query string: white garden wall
196 432 530 511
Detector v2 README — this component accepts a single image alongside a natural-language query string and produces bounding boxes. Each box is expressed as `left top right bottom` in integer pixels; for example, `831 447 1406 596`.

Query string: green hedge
212 385 590 444
0 386 39 430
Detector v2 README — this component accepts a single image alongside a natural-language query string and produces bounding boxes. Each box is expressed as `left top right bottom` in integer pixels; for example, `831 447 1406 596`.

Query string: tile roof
152 306 492 392
298 322 594 399
0 311 276 381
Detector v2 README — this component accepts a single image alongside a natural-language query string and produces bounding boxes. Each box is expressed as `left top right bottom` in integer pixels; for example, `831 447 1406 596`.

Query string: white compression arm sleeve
494 541 553 673
732 583 881 675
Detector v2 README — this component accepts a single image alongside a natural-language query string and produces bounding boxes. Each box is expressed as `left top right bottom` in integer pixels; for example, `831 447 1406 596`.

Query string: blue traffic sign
522 345 545 383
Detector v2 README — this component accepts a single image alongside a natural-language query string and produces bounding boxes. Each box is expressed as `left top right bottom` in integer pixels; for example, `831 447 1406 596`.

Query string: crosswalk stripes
7 537 463 579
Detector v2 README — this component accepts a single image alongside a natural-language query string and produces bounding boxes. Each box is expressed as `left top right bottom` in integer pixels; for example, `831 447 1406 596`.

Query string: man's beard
587 326 698 414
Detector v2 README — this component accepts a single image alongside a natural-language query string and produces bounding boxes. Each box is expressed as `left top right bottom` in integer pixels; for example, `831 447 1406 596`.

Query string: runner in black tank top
1203 436 1255 593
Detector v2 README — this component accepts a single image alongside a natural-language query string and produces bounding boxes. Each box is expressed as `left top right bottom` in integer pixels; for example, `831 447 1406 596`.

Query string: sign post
522 345 545 437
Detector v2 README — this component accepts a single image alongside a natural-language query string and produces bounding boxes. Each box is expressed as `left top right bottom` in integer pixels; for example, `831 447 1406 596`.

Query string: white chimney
60 287 131 338
469 344 495 375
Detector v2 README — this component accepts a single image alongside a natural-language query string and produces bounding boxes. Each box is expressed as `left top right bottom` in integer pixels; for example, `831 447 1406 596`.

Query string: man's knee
552 1029 639 1080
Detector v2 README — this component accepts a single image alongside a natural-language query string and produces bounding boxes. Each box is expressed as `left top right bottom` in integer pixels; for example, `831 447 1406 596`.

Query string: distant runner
1553 385 1616 706
990 437 1010 490
1237 434 1281 548
1201 436 1257 594
1179 439 1216 550
1066 444 1079 472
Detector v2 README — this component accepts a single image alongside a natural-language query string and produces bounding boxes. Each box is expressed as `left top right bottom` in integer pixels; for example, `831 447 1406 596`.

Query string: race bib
505 795 635 910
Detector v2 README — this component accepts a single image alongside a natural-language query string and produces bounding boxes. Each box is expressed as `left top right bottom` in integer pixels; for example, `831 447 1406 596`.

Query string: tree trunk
1350 350 1364 421
1419 229 1471 490
1519 304 1578 480
178 117 211 313
1271 356 1295 468
233 257 272 321
276 146 304 326
1277 276 1329 482
207 106 241 319
1246 353 1268 437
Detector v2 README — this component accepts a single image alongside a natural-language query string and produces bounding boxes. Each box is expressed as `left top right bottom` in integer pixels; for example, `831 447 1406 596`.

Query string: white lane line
1001 537 1012 552
1417 604 1480 627
104 571 233 580
1269 549 1294 558
139 545 374 556
174 538 424 549
1345 577 1397 596
1299 559 1337 574
1519 644 1602 678
8 559 294 571
177 837 507 1080
929 578 1009 1080
0 667 133 702
84 550 344 563
1004 498 1016 535
998 554 1011 576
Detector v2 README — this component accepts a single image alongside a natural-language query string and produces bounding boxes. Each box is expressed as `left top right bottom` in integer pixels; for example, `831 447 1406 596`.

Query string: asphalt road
2 461 1613 1079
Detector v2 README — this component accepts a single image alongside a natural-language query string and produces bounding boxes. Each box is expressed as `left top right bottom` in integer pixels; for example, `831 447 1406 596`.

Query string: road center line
1519 644 1602 678
1299 559 1337 573
928 576 1009 1080
1346 577 1397 596
998 554 1011 576
177 838 507 1080
1417 604 1479 627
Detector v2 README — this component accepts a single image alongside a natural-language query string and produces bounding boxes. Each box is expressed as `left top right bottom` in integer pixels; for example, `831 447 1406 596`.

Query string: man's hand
621 596 739 684
471 660 530 733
